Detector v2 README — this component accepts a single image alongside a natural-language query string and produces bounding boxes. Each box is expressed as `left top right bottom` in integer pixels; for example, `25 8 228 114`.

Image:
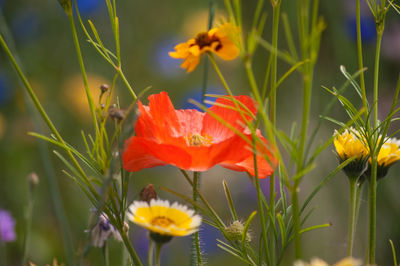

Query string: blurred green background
1 0 400 265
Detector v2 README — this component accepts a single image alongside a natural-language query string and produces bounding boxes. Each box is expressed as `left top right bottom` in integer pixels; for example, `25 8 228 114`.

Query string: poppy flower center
185 133 213 147
151 216 175 227
194 32 222 51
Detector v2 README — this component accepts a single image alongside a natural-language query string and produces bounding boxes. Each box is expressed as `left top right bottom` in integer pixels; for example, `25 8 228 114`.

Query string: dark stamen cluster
194 32 222 51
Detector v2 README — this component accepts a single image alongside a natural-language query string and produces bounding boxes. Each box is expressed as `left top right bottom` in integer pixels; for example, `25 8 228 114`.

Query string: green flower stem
117 67 137 100
291 179 302 258
209 55 256 130
368 24 384 265
355 0 367 111
268 2 281 264
191 172 202 266
373 30 383 128
347 178 362 257
67 12 100 137
368 158 378 264
244 62 263 107
252 136 270 264
148 239 154 266
155 243 163 266
118 223 143 266
103 242 110 266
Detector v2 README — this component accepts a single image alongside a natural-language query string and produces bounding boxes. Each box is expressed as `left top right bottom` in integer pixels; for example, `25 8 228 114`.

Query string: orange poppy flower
122 92 277 178
169 23 240 72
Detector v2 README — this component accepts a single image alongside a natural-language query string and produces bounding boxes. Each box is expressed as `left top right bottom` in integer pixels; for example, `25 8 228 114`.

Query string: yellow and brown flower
169 23 239 72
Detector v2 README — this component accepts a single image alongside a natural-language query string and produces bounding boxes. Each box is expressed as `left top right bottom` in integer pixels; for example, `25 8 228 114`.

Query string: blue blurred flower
11 9 40 43
246 175 281 202
198 223 222 254
180 87 225 110
74 0 105 16
151 37 182 78
0 209 16 243
346 16 376 43
133 227 149 262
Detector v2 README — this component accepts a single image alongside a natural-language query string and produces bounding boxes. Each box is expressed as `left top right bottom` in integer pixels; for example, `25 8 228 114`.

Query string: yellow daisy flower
366 137 400 179
169 23 240 72
377 137 400 167
333 128 369 179
127 199 201 238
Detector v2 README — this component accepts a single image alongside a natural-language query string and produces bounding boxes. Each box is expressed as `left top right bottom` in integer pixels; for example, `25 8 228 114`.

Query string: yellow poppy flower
169 23 240 72
127 199 201 237
333 129 369 179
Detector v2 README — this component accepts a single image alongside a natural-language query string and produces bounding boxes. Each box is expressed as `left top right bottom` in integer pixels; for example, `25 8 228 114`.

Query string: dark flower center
194 32 222 51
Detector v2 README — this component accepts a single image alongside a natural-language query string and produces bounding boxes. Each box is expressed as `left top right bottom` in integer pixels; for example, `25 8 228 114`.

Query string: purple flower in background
0 209 16 243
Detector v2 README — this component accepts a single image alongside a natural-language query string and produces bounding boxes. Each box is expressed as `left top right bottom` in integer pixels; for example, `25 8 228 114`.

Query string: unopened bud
139 184 157 203
108 107 124 122
57 0 72 15
100 84 109 93
225 220 251 242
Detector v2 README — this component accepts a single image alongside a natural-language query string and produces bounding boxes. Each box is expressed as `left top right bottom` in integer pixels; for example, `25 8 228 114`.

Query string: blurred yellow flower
169 23 240 72
333 128 369 179
62 73 110 121
294 257 362 266
333 257 362 266
127 199 201 237
294 258 328 266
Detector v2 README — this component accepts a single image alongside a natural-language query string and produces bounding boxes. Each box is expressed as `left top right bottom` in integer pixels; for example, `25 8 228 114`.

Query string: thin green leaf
389 239 398 266
222 180 238 220
241 211 257 250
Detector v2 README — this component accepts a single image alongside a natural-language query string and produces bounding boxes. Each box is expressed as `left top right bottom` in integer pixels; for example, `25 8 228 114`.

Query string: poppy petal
202 96 257 142
175 109 204 135
220 132 277 178
184 135 249 171
123 137 192 172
